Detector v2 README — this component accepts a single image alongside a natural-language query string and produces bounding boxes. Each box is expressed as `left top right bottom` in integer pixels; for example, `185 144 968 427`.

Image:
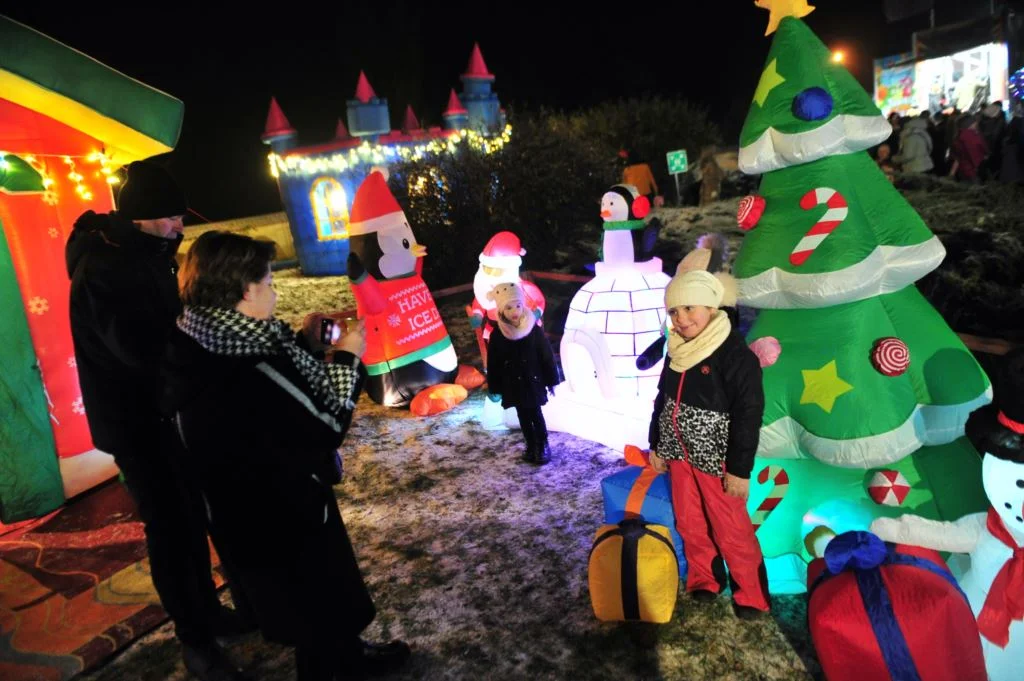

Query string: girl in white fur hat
648 267 771 618
486 282 560 464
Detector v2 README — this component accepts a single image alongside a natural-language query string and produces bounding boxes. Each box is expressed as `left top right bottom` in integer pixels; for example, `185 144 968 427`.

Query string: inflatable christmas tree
736 3 991 590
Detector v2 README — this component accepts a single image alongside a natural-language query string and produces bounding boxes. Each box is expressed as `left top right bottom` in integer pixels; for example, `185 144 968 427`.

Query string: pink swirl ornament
871 337 910 377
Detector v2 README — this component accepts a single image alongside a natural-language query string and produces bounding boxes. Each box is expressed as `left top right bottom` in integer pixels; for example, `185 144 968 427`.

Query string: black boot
520 416 537 463
182 641 251 681
339 639 411 680
534 438 551 465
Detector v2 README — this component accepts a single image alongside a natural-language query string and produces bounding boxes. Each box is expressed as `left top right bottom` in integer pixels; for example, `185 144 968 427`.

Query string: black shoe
210 605 258 638
345 639 411 678
690 589 718 604
732 602 768 620
182 641 251 681
521 445 537 463
534 441 551 465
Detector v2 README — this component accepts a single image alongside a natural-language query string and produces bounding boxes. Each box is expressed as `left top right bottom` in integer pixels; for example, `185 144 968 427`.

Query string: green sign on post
666 149 688 174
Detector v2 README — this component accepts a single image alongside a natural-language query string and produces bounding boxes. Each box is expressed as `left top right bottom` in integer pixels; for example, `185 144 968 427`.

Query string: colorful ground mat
0 480 222 681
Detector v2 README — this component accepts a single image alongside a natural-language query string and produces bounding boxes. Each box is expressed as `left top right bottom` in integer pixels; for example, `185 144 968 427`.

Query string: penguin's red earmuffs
632 195 651 219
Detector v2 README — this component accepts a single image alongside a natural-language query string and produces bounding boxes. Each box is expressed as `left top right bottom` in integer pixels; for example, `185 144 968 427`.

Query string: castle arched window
310 177 349 240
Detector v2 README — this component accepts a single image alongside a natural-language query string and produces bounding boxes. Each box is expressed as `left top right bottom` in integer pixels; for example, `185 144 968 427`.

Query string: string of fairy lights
0 150 120 205
267 124 513 178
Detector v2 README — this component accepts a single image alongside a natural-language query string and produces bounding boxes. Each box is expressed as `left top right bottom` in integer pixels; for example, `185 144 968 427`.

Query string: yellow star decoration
800 360 853 414
755 0 815 36
754 59 786 107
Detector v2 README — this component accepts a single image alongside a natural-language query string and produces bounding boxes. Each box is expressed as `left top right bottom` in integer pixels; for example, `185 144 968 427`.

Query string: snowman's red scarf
978 507 1024 647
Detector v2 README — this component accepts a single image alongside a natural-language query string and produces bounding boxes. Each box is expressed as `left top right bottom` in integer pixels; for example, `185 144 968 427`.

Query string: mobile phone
320 318 340 345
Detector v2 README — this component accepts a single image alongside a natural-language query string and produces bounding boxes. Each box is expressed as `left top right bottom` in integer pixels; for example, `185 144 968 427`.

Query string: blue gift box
601 466 687 578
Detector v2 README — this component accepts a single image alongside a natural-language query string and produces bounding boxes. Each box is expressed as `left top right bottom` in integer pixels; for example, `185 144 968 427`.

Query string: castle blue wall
347 98 391 138
463 94 500 133
279 170 363 276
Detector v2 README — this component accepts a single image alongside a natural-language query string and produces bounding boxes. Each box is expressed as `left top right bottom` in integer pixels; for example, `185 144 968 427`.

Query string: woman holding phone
163 231 409 681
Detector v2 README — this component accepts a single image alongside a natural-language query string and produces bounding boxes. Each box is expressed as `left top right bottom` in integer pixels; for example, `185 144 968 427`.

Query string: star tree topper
755 0 815 35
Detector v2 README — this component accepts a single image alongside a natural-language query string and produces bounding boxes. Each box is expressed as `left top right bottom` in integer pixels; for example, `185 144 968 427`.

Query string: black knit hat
117 161 187 220
981 347 1024 464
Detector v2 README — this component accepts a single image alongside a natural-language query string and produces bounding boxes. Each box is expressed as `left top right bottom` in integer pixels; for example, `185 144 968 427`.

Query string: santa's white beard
473 267 520 309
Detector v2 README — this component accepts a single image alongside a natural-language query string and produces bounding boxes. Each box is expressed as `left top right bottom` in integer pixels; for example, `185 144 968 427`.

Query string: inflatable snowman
542 184 670 451
346 170 458 407
871 349 1024 681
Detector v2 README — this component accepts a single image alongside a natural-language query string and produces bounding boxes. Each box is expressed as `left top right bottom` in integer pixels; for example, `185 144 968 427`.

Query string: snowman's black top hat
981 347 1024 464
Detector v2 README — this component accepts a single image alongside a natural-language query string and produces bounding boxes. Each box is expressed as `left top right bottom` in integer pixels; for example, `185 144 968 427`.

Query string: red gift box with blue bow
808 531 986 681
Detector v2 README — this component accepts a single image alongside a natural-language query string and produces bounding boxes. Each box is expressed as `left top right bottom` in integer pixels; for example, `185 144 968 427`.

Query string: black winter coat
66 211 182 455
486 324 559 409
648 330 764 479
161 329 375 646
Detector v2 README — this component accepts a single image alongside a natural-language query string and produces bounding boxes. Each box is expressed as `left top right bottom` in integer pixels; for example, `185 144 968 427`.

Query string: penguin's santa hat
349 170 405 236
479 231 526 270
606 184 651 220
975 347 1024 464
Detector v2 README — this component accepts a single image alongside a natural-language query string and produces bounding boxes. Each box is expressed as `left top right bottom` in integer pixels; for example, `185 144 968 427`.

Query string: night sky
5 3 912 222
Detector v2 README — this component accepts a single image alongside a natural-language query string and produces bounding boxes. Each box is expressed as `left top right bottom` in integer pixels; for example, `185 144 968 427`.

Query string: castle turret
346 71 390 141
402 105 424 135
261 97 298 153
459 43 502 133
334 118 352 140
442 89 469 131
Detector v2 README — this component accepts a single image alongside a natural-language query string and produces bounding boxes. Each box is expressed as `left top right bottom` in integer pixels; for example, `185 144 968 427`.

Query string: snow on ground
80 277 820 681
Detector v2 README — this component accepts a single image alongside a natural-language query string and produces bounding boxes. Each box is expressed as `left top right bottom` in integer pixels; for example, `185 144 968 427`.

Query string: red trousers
668 459 770 611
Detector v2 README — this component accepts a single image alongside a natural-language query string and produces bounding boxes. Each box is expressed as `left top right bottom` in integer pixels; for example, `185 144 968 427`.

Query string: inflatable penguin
871 348 1024 681
599 184 660 266
346 170 458 407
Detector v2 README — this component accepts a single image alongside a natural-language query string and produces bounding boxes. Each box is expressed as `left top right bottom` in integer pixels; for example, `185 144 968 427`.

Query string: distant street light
832 50 846 64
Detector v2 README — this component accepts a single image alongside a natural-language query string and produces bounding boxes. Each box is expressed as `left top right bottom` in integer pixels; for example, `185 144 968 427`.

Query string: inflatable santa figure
872 348 1024 681
466 231 544 366
346 171 458 407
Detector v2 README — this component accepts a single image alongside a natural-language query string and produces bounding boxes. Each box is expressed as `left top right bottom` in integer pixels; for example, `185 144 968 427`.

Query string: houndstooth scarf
178 306 358 424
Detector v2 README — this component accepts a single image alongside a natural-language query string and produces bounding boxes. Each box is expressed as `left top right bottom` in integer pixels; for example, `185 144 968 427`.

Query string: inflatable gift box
588 518 679 623
807 531 986 681
601 466 687 578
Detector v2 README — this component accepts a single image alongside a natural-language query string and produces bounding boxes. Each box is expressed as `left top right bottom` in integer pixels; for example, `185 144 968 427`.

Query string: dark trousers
113 428 221 646
515 405 547 449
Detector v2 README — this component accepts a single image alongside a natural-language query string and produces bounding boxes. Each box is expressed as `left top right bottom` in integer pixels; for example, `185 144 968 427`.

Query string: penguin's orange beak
600 209 612 218
412 243 427 258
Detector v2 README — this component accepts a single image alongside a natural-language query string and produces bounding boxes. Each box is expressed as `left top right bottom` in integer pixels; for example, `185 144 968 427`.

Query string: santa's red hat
479 231 526 269
349 171 404 236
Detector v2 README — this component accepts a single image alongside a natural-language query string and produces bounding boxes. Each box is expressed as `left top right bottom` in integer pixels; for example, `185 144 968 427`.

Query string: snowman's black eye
1008 503 1014 509
402 238 410 249
1017 479 1024 488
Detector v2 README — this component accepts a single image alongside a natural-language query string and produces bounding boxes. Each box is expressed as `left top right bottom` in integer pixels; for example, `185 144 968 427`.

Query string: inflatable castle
262 43 511 276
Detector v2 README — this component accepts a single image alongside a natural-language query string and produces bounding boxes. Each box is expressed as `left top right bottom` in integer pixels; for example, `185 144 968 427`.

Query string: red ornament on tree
867 469 912 506
871 337 910 376
737 195 766 231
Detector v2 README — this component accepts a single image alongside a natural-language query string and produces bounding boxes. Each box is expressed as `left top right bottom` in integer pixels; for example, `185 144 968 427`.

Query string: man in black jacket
66 161 250 681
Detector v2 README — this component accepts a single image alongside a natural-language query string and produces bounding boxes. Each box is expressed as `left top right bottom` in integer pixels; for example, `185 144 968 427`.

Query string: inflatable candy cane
752 465 790 530
790 188 848 266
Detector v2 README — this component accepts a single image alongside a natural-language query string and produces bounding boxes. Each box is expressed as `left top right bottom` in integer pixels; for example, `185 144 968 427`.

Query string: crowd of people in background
874 100 1024 185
